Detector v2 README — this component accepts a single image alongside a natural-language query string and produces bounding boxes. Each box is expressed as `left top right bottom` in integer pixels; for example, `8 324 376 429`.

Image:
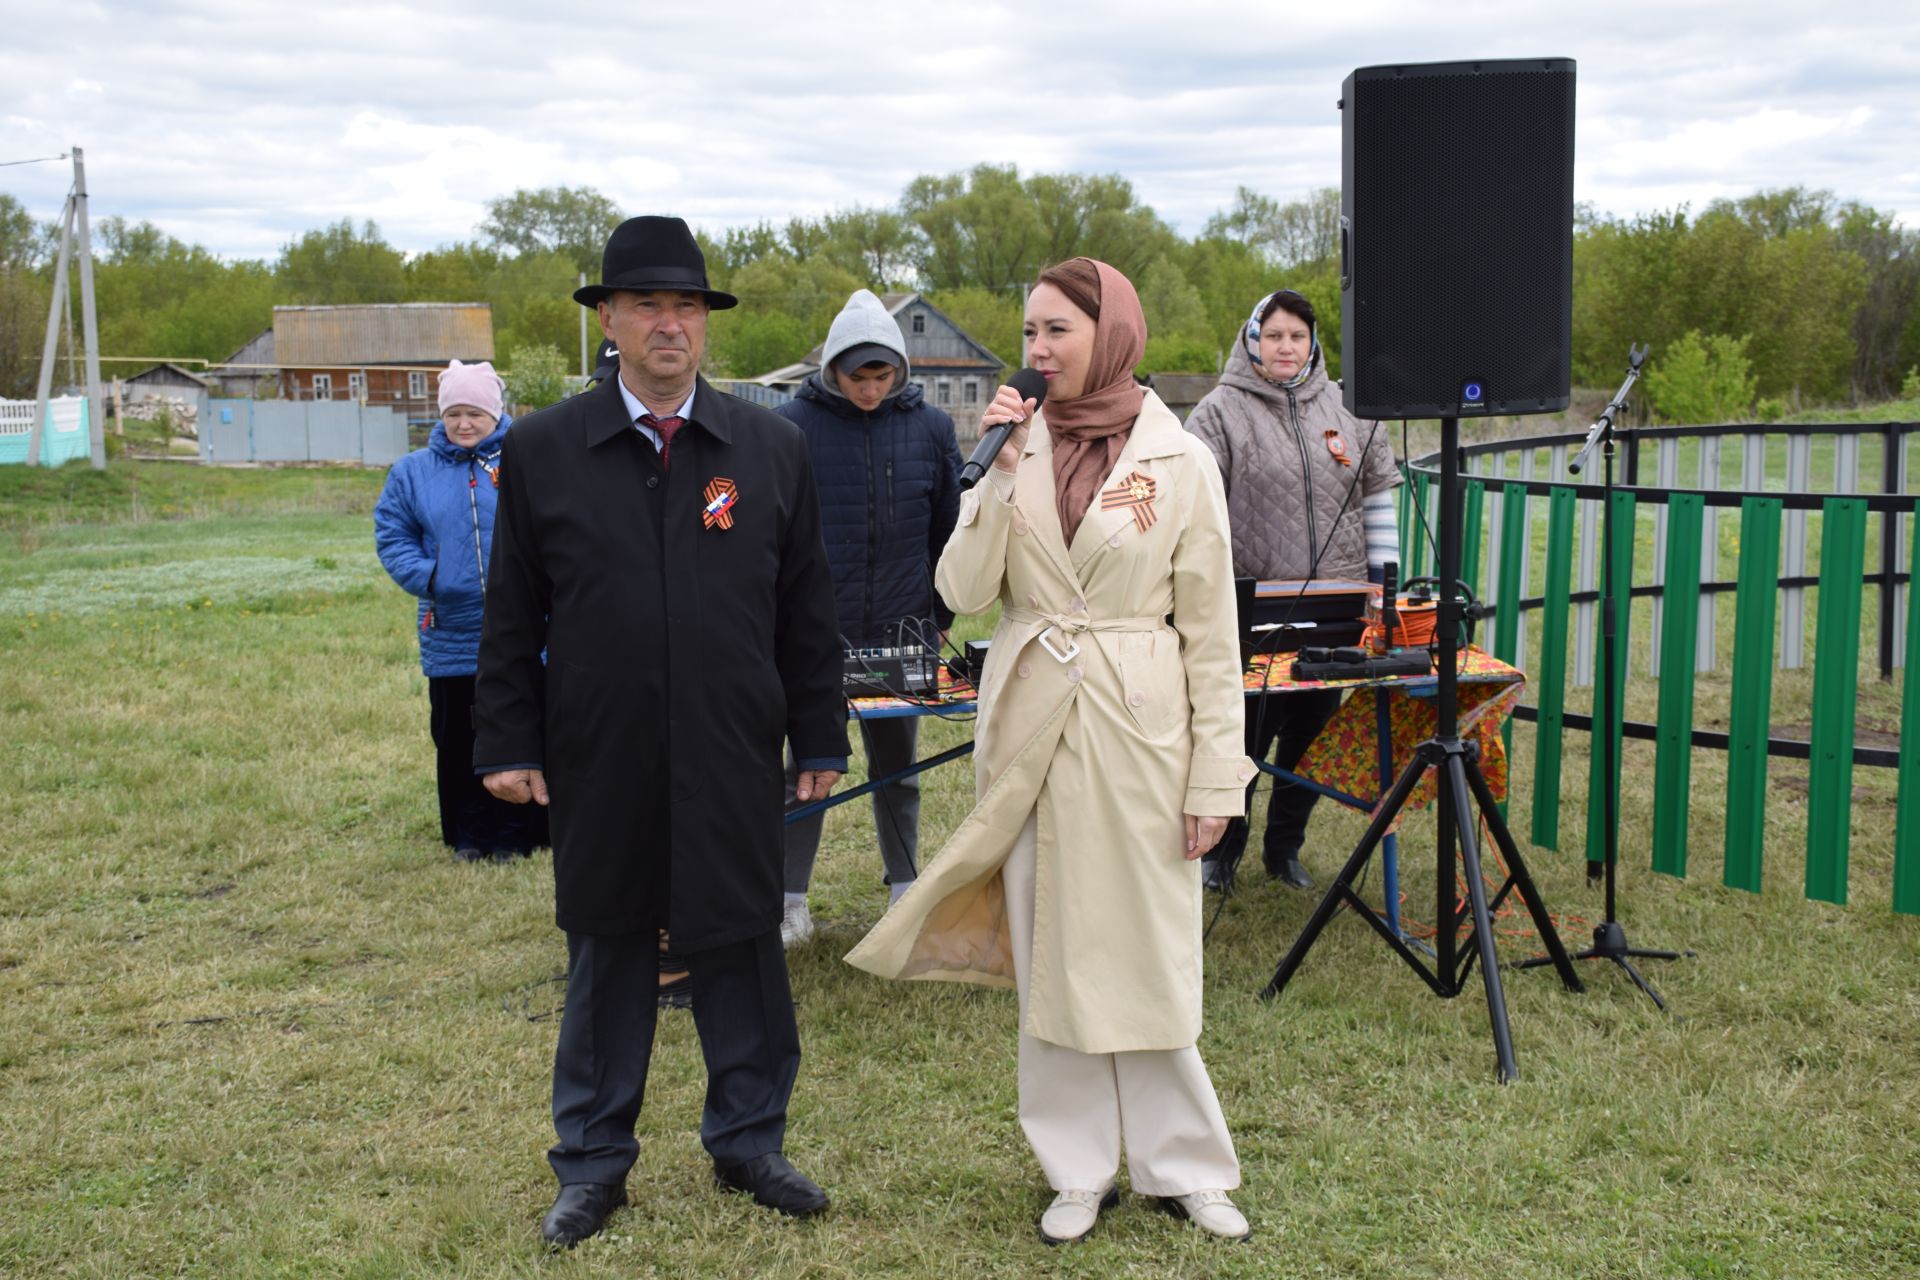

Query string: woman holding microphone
847 258 1255 1244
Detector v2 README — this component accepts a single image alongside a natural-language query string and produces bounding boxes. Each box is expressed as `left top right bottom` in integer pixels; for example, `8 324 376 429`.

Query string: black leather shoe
713 1152 830 1217
541 1182 626 1248
1271 857 1315 891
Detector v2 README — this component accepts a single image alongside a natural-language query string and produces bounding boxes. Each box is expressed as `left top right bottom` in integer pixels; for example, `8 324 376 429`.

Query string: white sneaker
780 899 815 949
1162 1189 1250 1241
1037 1184 1118 1245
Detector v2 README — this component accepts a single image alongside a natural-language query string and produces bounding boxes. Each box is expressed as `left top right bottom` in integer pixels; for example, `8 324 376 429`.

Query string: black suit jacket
474 375 849 942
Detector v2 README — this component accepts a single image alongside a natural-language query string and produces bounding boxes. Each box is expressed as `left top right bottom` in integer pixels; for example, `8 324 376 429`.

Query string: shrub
1902 366 1920 402
502 344 570 412
1643 331 1758 425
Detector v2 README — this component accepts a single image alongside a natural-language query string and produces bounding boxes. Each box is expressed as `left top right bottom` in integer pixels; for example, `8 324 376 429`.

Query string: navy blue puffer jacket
777 375 963 645
373 417 512 676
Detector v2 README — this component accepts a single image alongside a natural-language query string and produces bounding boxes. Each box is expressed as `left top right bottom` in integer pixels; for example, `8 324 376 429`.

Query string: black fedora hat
573 215 738 310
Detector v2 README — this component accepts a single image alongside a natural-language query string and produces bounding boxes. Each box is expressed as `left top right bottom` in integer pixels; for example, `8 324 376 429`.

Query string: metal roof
273 303 493 366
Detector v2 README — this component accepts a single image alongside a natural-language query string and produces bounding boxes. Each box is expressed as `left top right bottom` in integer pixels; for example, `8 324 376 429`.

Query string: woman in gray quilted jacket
1185 289 1400 892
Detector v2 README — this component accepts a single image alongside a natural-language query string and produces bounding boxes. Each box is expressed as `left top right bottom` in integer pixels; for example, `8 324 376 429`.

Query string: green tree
1835 202 1920 399
276 219 406 304
785 207 916 287
1643 331 1758 424
703 255 863 376
1 193 49 271
924 287 1025 370
480 186 623 274
1201 186 1340 270
502 343 570 411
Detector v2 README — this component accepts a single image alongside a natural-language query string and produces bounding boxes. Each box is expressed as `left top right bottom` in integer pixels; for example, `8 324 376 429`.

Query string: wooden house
273 303 493 422
751 293 1003 430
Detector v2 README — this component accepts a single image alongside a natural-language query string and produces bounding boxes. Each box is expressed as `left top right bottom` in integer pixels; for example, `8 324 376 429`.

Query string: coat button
647 475 659 489
1066 667 1083 684
1013 514 1029 535
1108 532 1123 548
1027 594 1040 608
1069 596 1085 612
1129 691 1145 706
1017 663 1032 679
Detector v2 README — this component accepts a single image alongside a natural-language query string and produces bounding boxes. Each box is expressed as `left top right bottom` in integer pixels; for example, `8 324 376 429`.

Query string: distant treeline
1 169 1915 417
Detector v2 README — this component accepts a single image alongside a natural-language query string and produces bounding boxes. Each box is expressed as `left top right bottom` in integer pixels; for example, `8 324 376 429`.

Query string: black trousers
1208 687 1344 875
548 928 799 1186
426 674 544 854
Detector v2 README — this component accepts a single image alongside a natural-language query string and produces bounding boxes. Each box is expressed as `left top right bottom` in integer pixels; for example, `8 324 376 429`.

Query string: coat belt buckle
1037 624 1081 664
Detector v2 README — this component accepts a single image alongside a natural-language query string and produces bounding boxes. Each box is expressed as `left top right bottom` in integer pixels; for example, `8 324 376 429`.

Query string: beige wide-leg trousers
1003 814 1241 1196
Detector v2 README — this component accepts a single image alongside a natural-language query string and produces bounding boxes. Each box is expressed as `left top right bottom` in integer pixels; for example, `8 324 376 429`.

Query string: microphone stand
1518 343 1691 1011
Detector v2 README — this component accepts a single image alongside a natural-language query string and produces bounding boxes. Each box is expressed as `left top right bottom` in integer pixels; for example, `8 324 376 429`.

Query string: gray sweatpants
783 715 920 895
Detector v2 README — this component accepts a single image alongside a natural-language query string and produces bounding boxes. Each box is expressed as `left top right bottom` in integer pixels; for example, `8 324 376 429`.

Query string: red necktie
640 413 684 469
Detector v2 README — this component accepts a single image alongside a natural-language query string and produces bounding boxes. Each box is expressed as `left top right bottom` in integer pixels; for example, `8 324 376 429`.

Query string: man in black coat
473 216 851 1247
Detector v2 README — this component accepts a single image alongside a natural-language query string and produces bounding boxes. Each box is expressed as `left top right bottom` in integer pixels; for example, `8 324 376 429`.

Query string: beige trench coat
844 390 1255 1054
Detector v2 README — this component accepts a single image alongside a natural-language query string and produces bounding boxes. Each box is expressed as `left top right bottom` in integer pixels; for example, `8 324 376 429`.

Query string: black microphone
958 368 1049 490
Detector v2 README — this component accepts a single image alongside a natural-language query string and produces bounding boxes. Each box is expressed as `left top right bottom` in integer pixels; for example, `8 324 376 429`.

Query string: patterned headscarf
1243 290 1320 391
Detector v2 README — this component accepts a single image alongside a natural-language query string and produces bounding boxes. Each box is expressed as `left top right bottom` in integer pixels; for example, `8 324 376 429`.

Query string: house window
312 373 333 400
962 380 979 405
911 312 926 335
408 371 429 399
348 372 366 401
936 379 953 406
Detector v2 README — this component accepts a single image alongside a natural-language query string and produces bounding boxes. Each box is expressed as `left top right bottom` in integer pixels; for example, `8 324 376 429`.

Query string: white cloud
0 0 1916 259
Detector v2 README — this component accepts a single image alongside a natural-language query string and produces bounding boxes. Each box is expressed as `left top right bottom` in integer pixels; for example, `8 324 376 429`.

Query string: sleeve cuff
475 761 542 776
795 756 850 773
1185 753 1257 818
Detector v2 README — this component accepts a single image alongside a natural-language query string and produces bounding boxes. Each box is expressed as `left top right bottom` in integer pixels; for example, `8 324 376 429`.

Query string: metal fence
1404 420 1920 915
200 399 409 466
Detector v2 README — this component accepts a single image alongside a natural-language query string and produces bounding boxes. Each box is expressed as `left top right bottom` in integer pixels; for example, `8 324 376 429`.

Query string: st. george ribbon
958 367 1050 490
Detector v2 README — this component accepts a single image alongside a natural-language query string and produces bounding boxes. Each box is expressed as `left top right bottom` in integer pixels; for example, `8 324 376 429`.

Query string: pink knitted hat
438 360 505 419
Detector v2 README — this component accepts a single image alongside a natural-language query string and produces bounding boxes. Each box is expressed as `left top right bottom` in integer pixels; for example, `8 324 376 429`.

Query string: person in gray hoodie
775 289 964 946
1186 288 1400 892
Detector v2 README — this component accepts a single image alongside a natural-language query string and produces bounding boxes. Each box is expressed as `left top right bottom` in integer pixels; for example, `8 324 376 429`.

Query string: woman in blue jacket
375 360 543 862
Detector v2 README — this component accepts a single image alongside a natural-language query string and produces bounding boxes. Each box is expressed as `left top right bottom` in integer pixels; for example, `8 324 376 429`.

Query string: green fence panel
1725 497 1783 893
1411 472 1431 580
1806 497 1868 906
1461 479 1487 596
1531 486 1576 850
1495 483 1529 819
1585 490 1637 865
1651 493 1705 878
1493 482 1527 662
1896 513 1920 915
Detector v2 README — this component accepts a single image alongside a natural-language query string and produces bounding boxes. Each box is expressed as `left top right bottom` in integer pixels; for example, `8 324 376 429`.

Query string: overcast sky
2 1 1916 260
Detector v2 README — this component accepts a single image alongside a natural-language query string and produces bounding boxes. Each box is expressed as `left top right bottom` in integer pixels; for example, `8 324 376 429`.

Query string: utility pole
25 198 74 469
74 148 107 470
24 147 106 470
579 271 588 377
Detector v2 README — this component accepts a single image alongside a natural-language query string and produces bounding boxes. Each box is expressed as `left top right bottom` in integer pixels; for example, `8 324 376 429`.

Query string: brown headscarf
1035 258 1147 546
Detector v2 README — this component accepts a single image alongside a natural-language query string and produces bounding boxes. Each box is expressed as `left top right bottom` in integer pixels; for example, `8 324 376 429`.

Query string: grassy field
2 459 1918 1279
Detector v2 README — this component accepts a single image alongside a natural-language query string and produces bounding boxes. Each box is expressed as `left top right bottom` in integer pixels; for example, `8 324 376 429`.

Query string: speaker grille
1344 61 1574 418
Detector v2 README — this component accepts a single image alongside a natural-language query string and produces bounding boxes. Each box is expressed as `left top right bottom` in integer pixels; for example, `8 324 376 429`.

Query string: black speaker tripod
1261 415 1585 1082
1515 343 1693 1011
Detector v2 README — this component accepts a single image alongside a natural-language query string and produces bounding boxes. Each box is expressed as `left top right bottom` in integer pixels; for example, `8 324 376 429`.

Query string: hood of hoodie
795 369 924 419
1217 336 1333 413
816 289 912 406
428 414 512 460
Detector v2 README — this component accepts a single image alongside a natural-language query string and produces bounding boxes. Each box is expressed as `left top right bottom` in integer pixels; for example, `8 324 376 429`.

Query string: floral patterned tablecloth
1244 647 1525 815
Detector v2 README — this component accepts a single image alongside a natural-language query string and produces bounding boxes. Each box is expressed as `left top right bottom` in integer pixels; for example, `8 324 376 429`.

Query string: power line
0 153 69 168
